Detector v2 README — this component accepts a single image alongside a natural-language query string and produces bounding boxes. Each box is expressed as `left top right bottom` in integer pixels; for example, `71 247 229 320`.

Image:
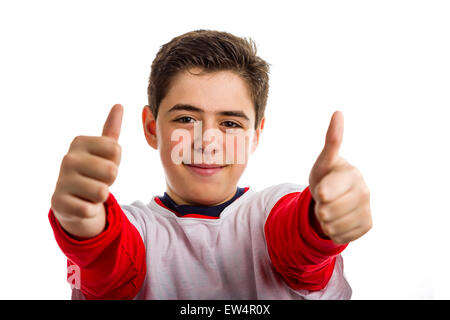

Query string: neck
165 184 236 206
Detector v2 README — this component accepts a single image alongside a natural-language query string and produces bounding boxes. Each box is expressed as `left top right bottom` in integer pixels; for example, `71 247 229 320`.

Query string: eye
222 121 242 128
174 116 196 123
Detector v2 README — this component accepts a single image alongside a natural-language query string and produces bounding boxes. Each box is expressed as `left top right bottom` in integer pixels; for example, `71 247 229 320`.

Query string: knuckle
106 163 118 183
50 193 61 211
316 206 328 222
111 143 122 161
71 135 85 148
316 185 328 202
96 184 109 202
115 143 122 156
75 202 93 218
322 223 334 236
62 153 77 169
101 138 121 160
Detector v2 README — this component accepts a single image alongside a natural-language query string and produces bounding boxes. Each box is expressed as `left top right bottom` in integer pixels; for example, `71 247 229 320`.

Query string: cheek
229 163 247 179
159 127 190 166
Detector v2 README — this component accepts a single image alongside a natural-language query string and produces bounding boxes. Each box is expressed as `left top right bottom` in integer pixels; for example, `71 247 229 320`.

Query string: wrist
55 207 107 240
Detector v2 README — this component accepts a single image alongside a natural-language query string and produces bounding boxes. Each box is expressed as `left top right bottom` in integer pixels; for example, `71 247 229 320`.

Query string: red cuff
309 197 330 240
264 186 347 291
48 193 146 299
49 194 122 268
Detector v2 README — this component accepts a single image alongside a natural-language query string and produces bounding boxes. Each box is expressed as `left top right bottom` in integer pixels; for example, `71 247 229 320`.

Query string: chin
185 185 225 206
165 163 242 205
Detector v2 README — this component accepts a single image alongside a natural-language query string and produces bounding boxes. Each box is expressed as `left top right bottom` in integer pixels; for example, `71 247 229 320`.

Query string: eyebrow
168 103 250 121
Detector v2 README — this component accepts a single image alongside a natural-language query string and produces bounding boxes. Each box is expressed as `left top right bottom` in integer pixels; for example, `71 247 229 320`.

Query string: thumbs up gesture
309 111 372 244
51 104 124 238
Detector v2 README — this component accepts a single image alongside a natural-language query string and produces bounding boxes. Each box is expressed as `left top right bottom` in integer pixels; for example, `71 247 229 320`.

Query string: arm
49 193 146 300
264 186 347 291
49 105 146 299
265 112 373 292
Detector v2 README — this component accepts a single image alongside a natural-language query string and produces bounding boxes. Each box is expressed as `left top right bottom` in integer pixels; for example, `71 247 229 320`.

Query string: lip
184 163 227 176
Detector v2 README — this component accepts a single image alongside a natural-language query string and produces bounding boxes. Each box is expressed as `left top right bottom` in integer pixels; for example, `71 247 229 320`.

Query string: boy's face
143 67 264 206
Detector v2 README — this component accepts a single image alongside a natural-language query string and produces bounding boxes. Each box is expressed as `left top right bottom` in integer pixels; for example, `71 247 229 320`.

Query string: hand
51 104 124 238
309 111 372 245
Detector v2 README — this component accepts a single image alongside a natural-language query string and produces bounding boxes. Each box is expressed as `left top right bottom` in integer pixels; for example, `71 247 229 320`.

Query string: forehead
160 68 255 118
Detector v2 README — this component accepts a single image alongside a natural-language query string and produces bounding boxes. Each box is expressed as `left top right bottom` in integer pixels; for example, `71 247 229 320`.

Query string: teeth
196 166 221 169
184 163 222 167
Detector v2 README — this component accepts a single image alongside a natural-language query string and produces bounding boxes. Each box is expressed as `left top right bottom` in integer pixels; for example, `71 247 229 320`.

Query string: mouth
183 162 228 176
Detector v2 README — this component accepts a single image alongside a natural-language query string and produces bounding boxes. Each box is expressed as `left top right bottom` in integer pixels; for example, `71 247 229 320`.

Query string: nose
192 120 224 163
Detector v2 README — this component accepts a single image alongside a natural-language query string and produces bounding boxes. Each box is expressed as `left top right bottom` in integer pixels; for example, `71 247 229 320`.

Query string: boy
49 30 372 299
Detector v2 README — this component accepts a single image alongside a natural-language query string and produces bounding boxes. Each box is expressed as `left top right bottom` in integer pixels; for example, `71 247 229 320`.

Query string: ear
250 117 265 154
142 105 158 150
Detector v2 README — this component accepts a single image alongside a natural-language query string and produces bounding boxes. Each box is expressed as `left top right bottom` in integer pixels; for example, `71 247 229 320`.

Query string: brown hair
147 29 270 129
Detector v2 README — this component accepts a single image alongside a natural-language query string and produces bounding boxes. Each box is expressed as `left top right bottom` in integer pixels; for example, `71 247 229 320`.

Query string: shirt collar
158 187 247 218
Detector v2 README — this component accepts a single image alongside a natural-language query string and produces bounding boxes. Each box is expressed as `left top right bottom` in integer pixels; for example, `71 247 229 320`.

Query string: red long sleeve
48 193 146 300
264 186 347 291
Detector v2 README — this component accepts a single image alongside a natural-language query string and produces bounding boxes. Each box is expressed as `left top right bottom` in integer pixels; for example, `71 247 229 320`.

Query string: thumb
310 111 344 185
319 110 344 167
102 104 124 141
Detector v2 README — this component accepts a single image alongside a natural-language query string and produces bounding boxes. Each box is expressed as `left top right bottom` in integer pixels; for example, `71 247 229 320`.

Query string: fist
309 111 372 245
51 104 124 238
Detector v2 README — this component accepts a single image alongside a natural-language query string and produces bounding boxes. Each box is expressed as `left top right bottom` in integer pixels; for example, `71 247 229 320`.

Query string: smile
183 163 227 176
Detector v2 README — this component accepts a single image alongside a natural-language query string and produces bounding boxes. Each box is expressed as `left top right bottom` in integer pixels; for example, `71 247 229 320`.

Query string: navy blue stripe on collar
158 187 247 218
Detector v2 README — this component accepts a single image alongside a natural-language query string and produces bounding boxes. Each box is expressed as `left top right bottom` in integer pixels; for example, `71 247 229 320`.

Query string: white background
0 0 449 299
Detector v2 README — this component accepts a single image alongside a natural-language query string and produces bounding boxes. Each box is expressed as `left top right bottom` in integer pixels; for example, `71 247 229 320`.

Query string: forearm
49 193 146 299
264 186 347 291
